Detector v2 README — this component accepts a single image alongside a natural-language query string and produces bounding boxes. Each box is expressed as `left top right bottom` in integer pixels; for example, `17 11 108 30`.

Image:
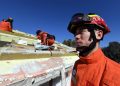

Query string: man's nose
75 34 81 40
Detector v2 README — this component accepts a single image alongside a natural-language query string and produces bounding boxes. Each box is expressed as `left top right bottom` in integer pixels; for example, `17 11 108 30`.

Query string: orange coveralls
47 38 55 46
71 48 120 86
37 32 48 45
37 32 55 46
0 21 12 32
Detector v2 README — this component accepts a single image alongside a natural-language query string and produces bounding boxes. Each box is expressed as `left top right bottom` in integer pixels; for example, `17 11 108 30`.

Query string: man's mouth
76 42 84 47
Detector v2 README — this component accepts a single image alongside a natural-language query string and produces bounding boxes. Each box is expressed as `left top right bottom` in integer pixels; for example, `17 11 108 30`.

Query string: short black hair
36 30 42 35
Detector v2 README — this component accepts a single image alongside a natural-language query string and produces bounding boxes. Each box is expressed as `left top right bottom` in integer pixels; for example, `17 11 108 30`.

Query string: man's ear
94 29 103 40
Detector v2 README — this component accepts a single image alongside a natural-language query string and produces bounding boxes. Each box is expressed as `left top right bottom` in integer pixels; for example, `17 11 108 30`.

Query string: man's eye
75 38 79 40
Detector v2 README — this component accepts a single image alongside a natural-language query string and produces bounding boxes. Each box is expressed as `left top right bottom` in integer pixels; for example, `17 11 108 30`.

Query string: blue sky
0 0 120 47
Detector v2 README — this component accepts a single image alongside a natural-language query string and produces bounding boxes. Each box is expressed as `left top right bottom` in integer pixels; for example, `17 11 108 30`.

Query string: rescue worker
36 30 48 45
36 30 55 46
0 19 12 32
67 13 120 86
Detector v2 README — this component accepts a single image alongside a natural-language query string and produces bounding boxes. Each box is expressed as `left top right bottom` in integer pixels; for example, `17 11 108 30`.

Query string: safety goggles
70 13 91 24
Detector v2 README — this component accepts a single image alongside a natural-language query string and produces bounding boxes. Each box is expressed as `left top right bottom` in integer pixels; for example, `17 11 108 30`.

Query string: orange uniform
37 32 48 45
71 48 120 86
47 38 55 46
36 31 55 46
0 20 12 32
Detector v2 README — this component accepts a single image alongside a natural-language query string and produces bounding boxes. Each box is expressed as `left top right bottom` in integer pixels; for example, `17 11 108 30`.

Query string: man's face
75 27 93 49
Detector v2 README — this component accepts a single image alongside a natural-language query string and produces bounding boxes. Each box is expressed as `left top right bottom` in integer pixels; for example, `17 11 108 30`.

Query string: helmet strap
77 29 98 57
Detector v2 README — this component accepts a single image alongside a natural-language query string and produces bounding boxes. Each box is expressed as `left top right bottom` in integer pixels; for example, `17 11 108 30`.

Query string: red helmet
67 13 110 35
